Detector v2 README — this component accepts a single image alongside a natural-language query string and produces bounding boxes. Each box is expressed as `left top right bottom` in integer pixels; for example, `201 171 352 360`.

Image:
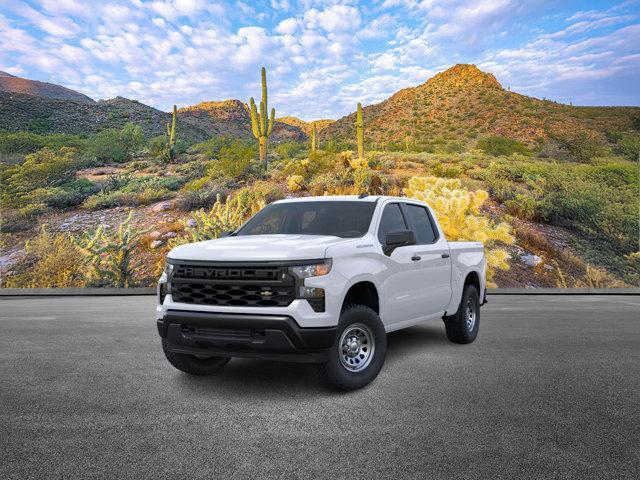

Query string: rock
149 230 162 239
150 240 164 249
163 231 177 239
152 200 174 212
543 264 554 271
520 254 542 267
187 219 197 228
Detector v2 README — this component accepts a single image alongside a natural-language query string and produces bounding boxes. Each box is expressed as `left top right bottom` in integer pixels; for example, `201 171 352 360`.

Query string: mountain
179 100 306 142
321 64 639 148
0 74 305 142
277 116 334 135
0 71 95 104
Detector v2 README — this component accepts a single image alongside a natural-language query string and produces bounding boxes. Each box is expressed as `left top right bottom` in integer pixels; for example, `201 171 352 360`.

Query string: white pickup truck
157 195 486 390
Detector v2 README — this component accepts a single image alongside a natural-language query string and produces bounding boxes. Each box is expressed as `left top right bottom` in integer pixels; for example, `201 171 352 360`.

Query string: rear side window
404 204 437 244
377 203 407 243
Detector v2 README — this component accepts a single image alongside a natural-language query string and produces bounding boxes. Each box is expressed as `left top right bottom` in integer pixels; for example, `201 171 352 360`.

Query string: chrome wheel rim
465 300 476 331
338 323 375 372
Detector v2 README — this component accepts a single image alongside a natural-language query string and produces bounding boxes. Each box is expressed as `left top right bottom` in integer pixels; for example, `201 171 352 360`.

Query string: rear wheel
162 339 230 375
320 304 387 390
443 285 480 344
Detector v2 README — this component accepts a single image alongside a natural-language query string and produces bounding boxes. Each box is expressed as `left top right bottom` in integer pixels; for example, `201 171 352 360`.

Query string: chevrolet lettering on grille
175 265 278 280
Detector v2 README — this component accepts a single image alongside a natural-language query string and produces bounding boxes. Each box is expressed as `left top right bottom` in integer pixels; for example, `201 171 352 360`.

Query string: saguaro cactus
249 67 275 166
310 122 317 152
165 104 177 161
355 102 364 160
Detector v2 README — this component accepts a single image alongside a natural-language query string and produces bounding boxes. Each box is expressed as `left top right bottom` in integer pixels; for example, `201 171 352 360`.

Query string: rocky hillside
0 74 305 143
179 100 306 142
321 64 640 147
0 91 210 142
0 71 94 104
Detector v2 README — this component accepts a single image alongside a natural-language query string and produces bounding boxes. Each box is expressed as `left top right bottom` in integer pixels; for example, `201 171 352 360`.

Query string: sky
0 0 638 120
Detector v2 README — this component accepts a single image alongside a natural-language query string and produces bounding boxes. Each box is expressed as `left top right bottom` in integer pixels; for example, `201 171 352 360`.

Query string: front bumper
158 310 337 363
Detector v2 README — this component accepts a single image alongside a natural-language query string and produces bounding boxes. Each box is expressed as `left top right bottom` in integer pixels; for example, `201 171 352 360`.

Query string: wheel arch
340 279 380 315
445 267 485 315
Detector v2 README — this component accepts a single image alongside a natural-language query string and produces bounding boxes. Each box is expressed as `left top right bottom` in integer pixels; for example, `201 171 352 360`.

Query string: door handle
441 253 450 258
411 255 421 261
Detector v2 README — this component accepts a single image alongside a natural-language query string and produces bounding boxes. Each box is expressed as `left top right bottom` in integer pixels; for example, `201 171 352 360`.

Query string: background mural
0 1 638 289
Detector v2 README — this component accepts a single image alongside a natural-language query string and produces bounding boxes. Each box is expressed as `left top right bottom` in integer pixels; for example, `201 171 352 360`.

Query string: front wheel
443 284 480 344
162 340 231 375
320 304 387 390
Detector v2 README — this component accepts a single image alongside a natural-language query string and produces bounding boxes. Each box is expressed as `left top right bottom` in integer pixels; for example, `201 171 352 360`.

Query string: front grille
169 262 295 307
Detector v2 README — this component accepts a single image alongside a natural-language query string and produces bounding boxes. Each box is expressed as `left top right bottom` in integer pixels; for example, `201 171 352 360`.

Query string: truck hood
167 234 346 262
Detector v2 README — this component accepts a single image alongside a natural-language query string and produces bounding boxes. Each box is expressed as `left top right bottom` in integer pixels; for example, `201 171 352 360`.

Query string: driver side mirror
383 229 416 256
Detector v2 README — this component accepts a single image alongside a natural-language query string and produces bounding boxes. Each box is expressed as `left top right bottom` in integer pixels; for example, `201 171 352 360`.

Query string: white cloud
305 5 361 33
276 17 298 35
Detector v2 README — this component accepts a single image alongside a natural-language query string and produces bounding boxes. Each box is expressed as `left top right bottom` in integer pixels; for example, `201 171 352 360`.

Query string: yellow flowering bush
404 176 514 286
287 174 305 192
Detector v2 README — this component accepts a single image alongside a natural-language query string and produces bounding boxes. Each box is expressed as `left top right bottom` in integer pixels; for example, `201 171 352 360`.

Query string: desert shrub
432 163 464 178
0 131 87 155
3 228 85 288
192 136 236 158
555 132 603 162
74 211 148 287
504 194 539 220
404 176 515 287
477 136 529 156
615 133 640 160
31 178 98 209
88 123 144 163
475 158 638 254
174 189 227 211
213 140 256 178
233 181 285 206
148 135 166 157
0 147 81 208
0 203 46 233
82 187 172 210
276 141 306 160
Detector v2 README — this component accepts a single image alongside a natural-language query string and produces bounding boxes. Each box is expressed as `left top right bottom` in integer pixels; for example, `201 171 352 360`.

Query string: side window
404 204 437 244
377 203 407 244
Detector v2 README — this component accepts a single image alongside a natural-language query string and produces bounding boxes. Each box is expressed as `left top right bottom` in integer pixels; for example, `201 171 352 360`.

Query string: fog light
300 286 324 298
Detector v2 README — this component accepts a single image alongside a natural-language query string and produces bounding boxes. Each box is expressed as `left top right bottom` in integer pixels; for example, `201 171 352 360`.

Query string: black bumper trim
158 310 337 362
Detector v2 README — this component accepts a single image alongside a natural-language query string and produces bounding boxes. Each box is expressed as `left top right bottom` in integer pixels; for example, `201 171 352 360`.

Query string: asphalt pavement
1 295 639 479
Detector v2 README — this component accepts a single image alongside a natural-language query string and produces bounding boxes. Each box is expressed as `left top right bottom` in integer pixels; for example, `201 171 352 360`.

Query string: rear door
377 202 427 327
401 202 452 315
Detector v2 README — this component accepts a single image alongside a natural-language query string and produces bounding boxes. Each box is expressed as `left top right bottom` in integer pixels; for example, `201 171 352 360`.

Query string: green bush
615 133 640 160
0 147 81 208
0 203 46 232
556 132 603 162
0 131 87 154
206 140 257 178
30 179 98 209
477 136 529 156
82 187 173 210
275 142 306 160
88 123 144 163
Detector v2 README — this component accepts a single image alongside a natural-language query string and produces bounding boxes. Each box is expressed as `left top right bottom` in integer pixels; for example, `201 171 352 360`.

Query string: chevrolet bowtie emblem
260 290 275 297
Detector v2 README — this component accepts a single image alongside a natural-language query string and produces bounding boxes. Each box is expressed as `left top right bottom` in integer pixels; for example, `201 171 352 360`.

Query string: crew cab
157 195 486 390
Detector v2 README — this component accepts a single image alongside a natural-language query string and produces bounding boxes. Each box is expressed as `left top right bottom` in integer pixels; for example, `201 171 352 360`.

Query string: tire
162 339 230 376
320 304 387 391
443 285 480 344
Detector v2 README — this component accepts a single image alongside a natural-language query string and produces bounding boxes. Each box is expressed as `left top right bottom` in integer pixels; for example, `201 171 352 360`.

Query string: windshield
236 201 376 238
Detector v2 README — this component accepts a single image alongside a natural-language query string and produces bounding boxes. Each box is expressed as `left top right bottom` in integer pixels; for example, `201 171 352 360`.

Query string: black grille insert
170 263 295 307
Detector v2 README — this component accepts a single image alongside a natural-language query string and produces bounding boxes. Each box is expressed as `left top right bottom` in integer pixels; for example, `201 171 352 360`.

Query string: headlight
164 262 174 276
289 259 332 279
